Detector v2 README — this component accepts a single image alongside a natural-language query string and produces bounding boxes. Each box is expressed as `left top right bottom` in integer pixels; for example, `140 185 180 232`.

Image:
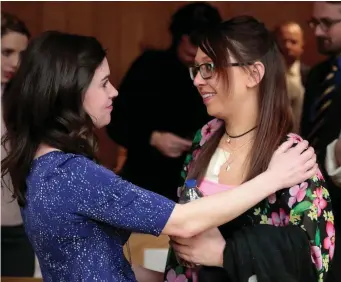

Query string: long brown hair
1 31 106 206
188 16 293 184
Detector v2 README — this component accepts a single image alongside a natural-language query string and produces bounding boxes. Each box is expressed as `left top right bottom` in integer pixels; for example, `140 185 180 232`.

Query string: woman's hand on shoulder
266 138 317 191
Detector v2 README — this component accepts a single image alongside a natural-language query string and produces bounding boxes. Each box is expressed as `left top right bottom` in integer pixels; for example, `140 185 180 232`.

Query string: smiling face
83 58 118 128
192 48 263 121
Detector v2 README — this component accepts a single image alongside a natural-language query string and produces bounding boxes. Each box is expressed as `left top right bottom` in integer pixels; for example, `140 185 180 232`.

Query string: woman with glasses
1 29 318 282
165 16 334 282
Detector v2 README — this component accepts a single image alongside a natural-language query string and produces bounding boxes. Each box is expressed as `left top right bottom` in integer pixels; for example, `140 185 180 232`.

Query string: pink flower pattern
313 188 328 216
185 268 198 282
316 168 325 181
165 125 334 282
199 119 223 146
166 269 187 282
288 182 308 208
323 221 335 260
287 133 304 143
311 246 323 271
268 193 276 204
269 208 289 226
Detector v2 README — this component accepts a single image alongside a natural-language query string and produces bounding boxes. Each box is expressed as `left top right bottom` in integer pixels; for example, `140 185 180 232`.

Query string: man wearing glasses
301 2 341 281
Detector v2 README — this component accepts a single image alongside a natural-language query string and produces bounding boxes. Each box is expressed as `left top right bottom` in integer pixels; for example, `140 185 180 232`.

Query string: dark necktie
308 62 340 146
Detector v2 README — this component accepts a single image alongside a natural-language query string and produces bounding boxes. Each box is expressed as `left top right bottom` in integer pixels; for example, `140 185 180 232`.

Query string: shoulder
30 151 116 187
180 119 222 180
281 133 326 182
281 132 328 192
193 118 223 147
306 59 331 83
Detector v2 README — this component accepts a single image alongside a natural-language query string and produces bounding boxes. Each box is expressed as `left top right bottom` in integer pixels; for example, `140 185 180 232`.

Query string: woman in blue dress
1 31 317 282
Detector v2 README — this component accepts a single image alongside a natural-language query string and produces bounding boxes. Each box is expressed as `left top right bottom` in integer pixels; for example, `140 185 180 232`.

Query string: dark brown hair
1 12 30 38
188 16 293 184
169 2 222 47
1 31 106 206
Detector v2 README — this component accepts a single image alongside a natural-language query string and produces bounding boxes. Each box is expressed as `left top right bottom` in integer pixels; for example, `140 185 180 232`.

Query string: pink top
199 179 234 196
197 147 235 196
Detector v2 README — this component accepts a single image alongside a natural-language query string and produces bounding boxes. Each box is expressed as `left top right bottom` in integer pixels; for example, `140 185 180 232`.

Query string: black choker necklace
225 126 257 143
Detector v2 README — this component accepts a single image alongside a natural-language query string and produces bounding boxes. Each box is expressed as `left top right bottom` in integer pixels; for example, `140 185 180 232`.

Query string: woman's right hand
267 139 318 190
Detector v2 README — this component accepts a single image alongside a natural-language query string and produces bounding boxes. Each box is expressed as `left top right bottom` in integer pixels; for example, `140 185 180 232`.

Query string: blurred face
275 23 304 64
83 58 118 128
311 2 341 56
192 48 251 119
1 31 28 84
177 35 198 66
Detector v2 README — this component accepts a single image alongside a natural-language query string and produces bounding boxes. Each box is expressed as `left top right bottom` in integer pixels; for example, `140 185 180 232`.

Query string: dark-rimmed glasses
308 18 341 32
189 62 254 80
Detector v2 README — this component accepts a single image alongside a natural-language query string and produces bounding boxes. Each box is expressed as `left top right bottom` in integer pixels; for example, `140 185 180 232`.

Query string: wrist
150 131 161 147
261 171 281 194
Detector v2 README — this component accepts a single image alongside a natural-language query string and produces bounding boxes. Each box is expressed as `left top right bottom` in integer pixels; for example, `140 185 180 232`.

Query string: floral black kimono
164 119 335 282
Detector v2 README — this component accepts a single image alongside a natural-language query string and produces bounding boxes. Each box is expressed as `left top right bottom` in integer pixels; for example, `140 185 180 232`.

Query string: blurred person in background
106 2 222 201
1 11 35 277
274 21 310 133
301 1 341 281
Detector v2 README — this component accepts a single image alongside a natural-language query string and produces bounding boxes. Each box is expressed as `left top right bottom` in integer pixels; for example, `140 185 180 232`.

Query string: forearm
163 171 278 238
132 264 163 282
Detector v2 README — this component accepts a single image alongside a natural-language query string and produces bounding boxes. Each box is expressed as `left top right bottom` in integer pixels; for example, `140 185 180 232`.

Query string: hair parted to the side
1 11 31 38
1 31 106 206
188 16 293 184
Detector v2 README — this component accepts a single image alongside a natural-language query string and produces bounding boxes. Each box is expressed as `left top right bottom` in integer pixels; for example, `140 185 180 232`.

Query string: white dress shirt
286 61 305 133
325 131 341 187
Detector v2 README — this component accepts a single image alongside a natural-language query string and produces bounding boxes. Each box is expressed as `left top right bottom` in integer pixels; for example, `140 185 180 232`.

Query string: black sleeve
300 66 317 138
106 51 162 150
222 225 317 282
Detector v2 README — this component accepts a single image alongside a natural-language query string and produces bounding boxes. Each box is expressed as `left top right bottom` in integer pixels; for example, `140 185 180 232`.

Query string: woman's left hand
170 228 226 267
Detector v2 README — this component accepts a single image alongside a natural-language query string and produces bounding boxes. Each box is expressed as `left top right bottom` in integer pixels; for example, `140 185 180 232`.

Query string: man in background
301 2 341 281
106 3 222 201
274 21 310 133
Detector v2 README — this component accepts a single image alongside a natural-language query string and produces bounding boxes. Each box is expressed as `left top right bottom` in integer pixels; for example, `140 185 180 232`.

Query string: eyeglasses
308 18 341 32
189 62 254 81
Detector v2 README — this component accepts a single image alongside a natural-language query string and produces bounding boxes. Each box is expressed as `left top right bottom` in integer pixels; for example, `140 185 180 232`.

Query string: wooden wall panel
2 1 323 86
41 2 67 32
66 2 95 36
1 1 324 168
